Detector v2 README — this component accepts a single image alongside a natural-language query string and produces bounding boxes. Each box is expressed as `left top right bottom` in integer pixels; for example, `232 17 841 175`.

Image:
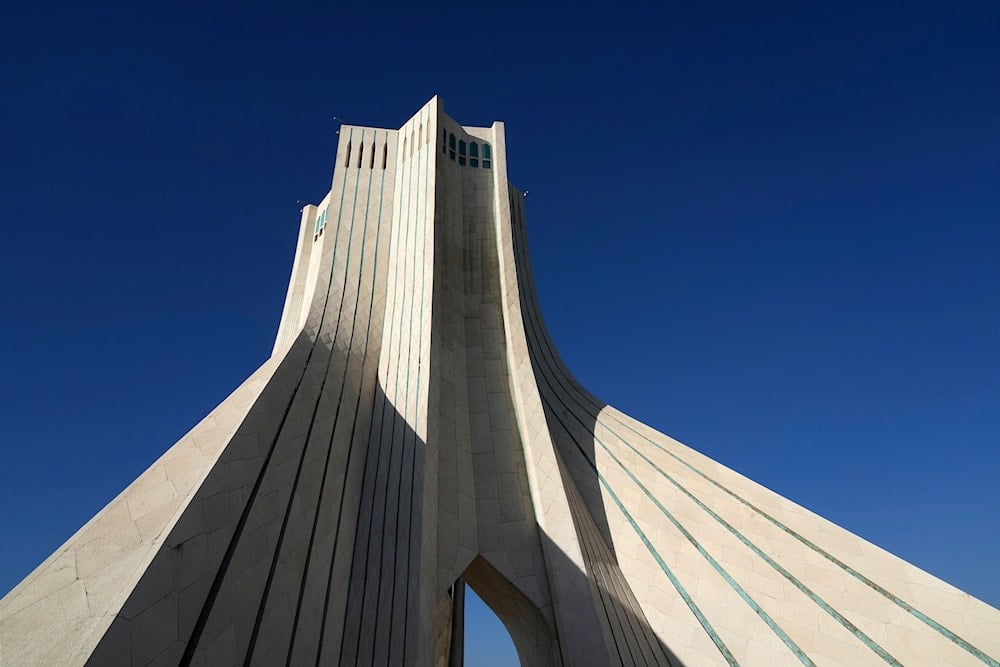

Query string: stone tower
2 97 998 666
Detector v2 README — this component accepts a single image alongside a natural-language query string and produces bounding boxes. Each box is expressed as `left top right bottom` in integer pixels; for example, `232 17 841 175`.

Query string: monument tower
2 97 999 666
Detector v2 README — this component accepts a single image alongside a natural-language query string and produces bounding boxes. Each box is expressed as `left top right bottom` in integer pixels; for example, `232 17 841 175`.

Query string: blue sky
1 1 998 662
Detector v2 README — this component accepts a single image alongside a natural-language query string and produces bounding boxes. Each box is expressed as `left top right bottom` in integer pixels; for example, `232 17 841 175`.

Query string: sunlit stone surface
2 97 998 666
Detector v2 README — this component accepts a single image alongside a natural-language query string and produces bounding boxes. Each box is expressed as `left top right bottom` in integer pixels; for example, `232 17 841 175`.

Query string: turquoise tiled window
314 208 328 237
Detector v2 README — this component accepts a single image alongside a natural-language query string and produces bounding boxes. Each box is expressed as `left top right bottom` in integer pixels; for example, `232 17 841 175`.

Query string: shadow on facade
456 528 685 667
504 191 686 664
335 377 429 666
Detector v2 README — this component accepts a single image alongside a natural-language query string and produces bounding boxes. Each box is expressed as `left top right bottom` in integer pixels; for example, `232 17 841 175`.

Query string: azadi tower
2 97 998 667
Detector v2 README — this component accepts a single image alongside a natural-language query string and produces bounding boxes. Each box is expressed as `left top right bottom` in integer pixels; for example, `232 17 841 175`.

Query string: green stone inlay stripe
515 234 801 664
595 421 902 665
538 393 815 665
539 396 739 667
591 429 816 665
604 413 1000 667
525 312 898 663
511 225 905 665
509 212 994 666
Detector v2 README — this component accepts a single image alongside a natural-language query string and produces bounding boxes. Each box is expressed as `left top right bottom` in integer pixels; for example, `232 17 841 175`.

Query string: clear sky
1 1 998 663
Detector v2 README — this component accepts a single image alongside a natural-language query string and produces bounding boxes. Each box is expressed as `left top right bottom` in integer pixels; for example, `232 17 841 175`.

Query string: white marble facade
2 97 998 666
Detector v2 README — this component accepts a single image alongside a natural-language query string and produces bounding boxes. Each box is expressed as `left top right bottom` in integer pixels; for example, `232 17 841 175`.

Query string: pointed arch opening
439 556 559 666
465 586 518 665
